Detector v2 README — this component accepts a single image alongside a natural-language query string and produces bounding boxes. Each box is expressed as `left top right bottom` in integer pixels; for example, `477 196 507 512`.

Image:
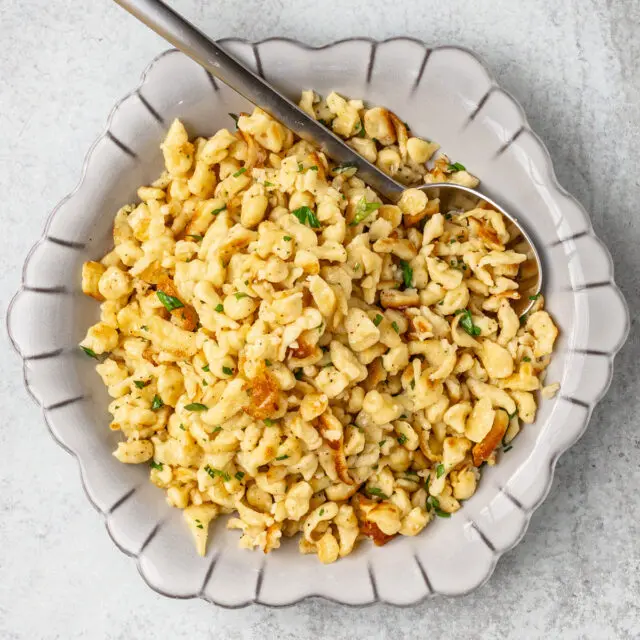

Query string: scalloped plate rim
6 38 630 607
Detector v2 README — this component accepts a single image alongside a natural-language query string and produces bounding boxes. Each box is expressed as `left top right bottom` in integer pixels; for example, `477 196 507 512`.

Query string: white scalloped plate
7 39 629 606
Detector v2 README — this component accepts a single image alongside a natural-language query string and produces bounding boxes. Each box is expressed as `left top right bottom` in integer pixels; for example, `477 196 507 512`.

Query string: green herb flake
367 487 389 500
447 162 466 173
140 325 149 331
292 206 321 228
185 402 208 411
522 356 531 363
283 236 292 241
179 424 186 431
151 395 164 410
80 346 99 359
196 523 204 529
436 463 445 479
222 366 233 376
235 471 245 481
232 167 247 177
275 454 289 461
156 290 184 312
373 313 383 327
134 380 148 389
186 234 203 241
234 292 249 300
298 162 304 172
397 434 408 445
263 418 274 427
308 165 318 171
333 161 357 174
457 309 482 337
214 303 224 313
319 508 325 516
150 461 163 471
379 440 386 447
212 426 222 433
391 321 400 334
410 379 416 390
434 506 451 518
529 293 541 301
349 197 381 226
202 364 210 372
265 359 272 367
205 465 230 482
400 260 413 288
229 112 239 126
294 369 303 380
211 205 226 216
202 379 208 386
264 181 274 187
355 121 366 137
503 445 513 453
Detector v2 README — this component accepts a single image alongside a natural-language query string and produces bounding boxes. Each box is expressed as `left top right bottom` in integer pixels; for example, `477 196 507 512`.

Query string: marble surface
1 0 639 637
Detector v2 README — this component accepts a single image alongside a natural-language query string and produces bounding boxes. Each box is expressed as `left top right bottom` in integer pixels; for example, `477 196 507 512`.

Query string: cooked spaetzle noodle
80 91 559 563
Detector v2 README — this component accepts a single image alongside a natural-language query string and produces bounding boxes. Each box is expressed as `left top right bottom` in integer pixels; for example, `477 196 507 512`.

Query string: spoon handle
112 0 405 201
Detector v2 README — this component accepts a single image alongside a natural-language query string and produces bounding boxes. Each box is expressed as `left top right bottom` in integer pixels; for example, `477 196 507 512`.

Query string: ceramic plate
7 38 629 606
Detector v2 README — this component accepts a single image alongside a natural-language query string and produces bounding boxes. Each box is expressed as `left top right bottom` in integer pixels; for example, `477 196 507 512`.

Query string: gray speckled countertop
1 1 639 637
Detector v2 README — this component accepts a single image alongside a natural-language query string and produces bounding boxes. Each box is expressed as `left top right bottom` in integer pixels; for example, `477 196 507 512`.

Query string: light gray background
1 0 639 638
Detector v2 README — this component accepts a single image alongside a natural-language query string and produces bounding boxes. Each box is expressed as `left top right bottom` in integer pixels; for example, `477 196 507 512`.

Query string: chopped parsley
522 356 531 363
196 523 204 529
140 325 149 331
293 369 303 380
212 426 222 433
503 445 513 453
202 365 210 372
179 424 186 431
354 121 365 137
319 508 325 516
214 303 224 312
232 167 247 177
80 346 98 359
229 112 239 126
373 313 383 327
185 402 208 411
151 395 164 410
379 440 386 447
234 292 249 300
308 165 318 171
367 487 389 500
349 197 381 226
400 260 413 288
275 454 289 461
134 380 148 389
265 359 272 367
221 366 233 376
426 494 451 518
264 180 274 187
333 161 357 174
186 234 203 241
205 465 230 481
283 236 292 241
529 293 541 301
156 290 184 311
235 471 245 481
211 205 226 216
456 309 481 337
150 461 163 471
292 206 321 228
397 434 408 445
263 418 274 427
447 162 466 173
391 321 400 333
436 463 445 478
298 162 304 172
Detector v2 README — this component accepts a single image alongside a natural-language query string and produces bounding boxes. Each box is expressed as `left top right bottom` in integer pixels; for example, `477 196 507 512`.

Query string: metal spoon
113 0 541 315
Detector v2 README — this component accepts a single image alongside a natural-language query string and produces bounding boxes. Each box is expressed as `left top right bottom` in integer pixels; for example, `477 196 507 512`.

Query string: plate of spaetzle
8 39 628 606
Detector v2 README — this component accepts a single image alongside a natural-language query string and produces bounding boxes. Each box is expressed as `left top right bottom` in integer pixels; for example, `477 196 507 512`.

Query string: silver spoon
113 0 541 315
